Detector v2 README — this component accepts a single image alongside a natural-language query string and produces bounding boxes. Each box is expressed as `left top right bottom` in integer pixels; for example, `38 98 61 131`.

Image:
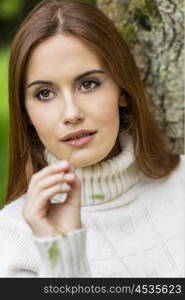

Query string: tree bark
97 0 184 154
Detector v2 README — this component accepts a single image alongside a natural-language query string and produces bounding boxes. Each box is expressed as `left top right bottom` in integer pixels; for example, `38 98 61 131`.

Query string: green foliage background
0 48 9 207
0 0 96 207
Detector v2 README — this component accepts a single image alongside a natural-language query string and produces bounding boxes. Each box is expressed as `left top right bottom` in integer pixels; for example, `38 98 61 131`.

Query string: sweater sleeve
33 227 91 277
0 213 91 278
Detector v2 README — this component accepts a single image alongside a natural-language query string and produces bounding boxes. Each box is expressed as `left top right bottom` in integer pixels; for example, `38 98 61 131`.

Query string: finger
30 160 71 186
35 172 75 191
30 183 71 213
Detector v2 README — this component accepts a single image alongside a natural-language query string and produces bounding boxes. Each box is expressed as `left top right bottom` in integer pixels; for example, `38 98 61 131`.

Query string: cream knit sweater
0 132 184 277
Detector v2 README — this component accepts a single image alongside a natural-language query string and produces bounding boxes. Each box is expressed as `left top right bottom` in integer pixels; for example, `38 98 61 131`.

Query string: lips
61 130 97 142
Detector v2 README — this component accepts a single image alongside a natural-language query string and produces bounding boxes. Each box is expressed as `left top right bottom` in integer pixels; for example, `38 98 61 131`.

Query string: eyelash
33 78 102 102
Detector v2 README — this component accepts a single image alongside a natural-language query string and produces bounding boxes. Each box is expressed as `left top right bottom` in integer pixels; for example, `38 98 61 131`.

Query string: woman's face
25 34 123 167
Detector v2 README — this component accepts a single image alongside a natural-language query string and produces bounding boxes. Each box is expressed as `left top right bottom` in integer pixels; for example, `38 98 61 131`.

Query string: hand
22 160 82 237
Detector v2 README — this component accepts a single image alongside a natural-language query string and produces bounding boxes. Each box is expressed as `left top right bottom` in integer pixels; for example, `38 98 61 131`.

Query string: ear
119 93 127 107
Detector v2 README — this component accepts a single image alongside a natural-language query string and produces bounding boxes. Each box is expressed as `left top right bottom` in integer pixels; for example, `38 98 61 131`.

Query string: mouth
61 131 97 147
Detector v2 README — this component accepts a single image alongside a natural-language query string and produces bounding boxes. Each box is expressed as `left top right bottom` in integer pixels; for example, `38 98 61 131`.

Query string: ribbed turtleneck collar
44 131 143 206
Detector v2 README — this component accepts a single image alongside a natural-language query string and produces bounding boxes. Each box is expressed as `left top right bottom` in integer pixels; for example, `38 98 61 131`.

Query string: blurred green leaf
48 241 59 266
0 47 9 206
90 194 105 200
0 0 24 19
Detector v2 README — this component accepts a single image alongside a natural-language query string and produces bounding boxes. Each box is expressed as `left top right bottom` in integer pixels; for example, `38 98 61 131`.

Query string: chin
72 151 110 168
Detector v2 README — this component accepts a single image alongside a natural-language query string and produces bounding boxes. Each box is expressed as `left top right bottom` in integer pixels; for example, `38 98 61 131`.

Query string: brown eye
80 79 102 92
83 81 93 89
41 89 50 97
34 88 55 101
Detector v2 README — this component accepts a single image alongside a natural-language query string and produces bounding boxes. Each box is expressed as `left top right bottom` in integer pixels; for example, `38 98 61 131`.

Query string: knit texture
33 228 90 277
0 132 184 277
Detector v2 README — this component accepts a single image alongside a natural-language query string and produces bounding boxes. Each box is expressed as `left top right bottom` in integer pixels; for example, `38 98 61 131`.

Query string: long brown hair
6 0 180 204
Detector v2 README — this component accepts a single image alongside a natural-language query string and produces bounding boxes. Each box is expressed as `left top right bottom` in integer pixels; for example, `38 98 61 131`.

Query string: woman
0 0 184 277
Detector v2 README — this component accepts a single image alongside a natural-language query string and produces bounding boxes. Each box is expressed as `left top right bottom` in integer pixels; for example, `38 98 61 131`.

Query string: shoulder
0 193 32 235
0 194 41 277
141 154 185 194
176 154 185 183
139 154 185 219
161 154 185 199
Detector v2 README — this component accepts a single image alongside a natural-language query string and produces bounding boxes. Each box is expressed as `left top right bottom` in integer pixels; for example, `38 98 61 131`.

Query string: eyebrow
26 69 105 88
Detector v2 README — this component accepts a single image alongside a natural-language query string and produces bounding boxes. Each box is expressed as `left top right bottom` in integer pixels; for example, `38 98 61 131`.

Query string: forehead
26 34 104 81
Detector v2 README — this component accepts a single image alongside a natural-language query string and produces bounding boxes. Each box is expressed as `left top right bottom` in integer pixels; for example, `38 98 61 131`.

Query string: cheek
93 95 120 124
26 103 56 137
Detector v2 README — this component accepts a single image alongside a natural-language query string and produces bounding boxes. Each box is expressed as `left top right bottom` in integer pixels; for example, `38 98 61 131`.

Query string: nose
62 92 85 125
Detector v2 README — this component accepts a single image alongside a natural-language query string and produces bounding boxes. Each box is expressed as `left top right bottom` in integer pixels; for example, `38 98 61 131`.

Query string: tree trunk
97 0 184 154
